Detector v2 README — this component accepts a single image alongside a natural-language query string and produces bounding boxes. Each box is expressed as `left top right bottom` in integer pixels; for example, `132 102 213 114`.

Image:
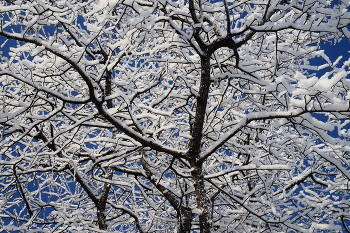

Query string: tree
0 0 350 232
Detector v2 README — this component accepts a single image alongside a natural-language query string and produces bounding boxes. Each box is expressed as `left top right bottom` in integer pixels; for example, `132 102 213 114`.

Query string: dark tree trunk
187 56 212 233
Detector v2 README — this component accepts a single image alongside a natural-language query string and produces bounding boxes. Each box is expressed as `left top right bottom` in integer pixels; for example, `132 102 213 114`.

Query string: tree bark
187 55 212 233
97 168 113 230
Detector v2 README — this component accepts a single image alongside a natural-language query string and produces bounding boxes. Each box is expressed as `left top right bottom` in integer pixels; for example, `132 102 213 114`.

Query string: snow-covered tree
1 0 350 232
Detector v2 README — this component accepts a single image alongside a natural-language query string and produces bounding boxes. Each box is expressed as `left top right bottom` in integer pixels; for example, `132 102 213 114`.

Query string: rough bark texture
187 56 212 232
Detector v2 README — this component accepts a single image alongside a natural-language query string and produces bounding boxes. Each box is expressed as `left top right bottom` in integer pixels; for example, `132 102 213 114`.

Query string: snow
310 223 342 231
191 208 203 215
296 73 318 89
205 165 291 179
313 70 348 92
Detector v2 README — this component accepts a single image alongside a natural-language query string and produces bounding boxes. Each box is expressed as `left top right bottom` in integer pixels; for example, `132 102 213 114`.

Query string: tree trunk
187 55 212 233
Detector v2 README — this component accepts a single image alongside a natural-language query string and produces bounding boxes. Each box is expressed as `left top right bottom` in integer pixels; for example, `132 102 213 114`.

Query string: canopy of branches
0 0 350 232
